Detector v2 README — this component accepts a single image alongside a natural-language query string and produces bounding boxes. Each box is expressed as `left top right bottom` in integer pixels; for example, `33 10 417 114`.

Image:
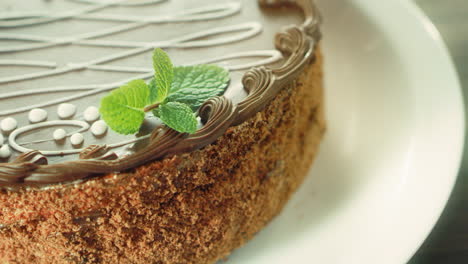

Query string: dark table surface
408 1 468 263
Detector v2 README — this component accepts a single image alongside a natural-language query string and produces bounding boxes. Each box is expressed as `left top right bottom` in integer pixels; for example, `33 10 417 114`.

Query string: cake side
0 47 324 264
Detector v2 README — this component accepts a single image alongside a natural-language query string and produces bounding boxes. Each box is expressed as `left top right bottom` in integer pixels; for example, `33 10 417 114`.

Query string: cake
0 0 324 263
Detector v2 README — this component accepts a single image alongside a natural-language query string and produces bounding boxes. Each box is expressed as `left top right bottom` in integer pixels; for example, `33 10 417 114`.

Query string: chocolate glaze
0 0 322 189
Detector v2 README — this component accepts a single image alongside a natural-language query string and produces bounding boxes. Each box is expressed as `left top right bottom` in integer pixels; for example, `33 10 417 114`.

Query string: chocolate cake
0 0 324 263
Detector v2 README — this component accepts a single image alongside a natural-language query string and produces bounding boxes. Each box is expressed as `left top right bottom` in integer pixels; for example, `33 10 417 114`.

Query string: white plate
226 0 465 263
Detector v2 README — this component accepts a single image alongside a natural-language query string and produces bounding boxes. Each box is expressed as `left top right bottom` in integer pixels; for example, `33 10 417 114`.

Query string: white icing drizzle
0 49 282 116
53 129 67 141
78 23 262 48
0 76 149 116
0 22 262 86
0 0 168 28
70 133 84 146
28 108 48 123
0 117 17 133
190 50 282 71
0 60 57 68
91 120 108 136
57 104 77 119
9 120 90 155
69 0 167 7
83 106 100 122
0 3 243 53
0 0 286 159
0 2 239 28
10 119 150 156
0 144 11 159
88 50 283 73
79 3 242 23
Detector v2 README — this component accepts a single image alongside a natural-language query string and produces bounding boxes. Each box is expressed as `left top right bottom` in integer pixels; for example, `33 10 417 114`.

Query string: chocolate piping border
0 0 322 189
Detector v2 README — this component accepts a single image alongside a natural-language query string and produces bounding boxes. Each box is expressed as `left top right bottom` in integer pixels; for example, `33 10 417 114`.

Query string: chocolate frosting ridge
0 0 322 189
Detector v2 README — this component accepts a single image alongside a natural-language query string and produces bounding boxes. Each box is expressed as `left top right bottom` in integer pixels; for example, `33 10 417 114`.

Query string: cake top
0 0 321 189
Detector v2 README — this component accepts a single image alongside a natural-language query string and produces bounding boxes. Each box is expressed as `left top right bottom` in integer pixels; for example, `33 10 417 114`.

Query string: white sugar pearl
57 103 77 119
53 128 67 141
0 144 11 159
70 133 84 146
0 134 3 146
29 108 48 123
91 120 108 136
83 106 100 122
1 117 17 133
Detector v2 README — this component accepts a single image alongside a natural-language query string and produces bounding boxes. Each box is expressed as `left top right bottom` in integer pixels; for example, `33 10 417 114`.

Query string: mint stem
144 103 160 112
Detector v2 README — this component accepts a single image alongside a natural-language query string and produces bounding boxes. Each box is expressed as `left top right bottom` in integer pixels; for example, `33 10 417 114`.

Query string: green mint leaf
147 78 158 105
157 102 198 134
100 79 149 135
151 48 173 104
166 65 229 111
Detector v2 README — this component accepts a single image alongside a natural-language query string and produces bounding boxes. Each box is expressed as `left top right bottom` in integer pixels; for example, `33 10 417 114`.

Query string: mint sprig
151 48 173 104
99 48 229 134
167 65 229 111
100 80 149 135
157 102 198 134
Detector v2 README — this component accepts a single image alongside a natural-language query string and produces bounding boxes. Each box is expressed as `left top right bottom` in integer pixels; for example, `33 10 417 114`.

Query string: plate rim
394 0 465 262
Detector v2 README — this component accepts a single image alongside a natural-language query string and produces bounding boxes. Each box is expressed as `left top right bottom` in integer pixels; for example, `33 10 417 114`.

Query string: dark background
409 1 468 263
